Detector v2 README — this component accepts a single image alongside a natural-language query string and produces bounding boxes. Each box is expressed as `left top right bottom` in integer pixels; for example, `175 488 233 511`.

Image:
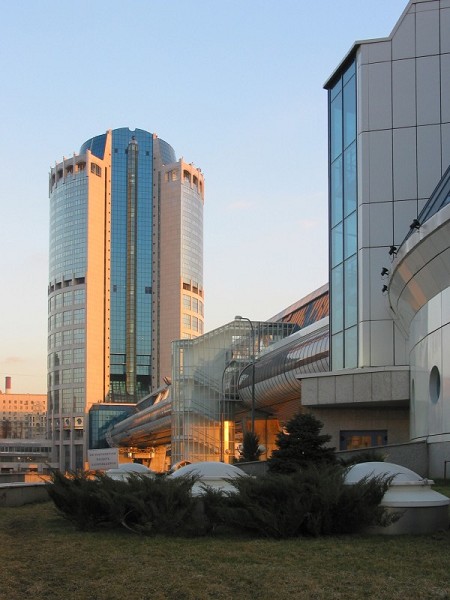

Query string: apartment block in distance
48 128 204 471
0 377 46 440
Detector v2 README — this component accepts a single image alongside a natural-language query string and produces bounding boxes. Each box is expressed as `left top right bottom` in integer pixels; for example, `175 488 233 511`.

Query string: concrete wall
0 482 49 507
235 440 431 478
337 440 428 477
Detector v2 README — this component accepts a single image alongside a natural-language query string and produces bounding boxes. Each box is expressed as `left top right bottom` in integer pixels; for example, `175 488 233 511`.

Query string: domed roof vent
105 462 155 481
168 461 248 496
345 462 449 534
345 461 428 485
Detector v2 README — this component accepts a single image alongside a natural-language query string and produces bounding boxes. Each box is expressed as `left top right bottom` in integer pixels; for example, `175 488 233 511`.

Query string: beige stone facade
152 158 205 386
0 392 47 439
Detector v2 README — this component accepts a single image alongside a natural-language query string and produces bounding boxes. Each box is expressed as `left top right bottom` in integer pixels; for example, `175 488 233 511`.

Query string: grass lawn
1 482 449 600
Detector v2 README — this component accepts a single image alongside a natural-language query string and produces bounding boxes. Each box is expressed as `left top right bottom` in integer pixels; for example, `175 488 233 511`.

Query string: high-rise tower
48 128 204 470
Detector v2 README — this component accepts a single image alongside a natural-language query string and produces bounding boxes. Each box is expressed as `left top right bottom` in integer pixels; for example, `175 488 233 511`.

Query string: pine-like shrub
268 412 336 473
113 474 201 536
288 464 394 536
218 471 314 538
46 470 202 535
237 431 263 462
46 470 125 530
46 465 395 538
209 464 394 538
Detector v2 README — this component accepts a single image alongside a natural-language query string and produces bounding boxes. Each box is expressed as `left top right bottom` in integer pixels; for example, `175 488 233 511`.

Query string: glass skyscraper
48 128 205 470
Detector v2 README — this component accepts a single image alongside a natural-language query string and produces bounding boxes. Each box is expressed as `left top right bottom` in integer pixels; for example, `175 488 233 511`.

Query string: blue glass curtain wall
109 129 156 402
329 60 358 370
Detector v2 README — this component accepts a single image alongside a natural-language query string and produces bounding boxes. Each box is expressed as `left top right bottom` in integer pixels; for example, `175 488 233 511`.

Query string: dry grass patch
1 483 449 600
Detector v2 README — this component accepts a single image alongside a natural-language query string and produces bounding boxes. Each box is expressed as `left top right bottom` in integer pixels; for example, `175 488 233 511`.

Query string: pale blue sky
0 0 406 393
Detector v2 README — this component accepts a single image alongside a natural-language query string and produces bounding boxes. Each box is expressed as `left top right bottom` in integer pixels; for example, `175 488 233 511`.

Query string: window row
48 328 85 349
182 313 204 334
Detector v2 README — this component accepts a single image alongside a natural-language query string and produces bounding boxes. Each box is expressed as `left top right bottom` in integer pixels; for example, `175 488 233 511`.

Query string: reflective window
328 57 358 370
331 157 343 227
88 404 135 449
331 266 343 334
109 129 156 402
344 142 357 216
344 326 358 368
340 428 387 451
331 223 343 267
331 333 344 370
343 75 356 149
344 256 357 328
343 212 357 259
330 92 343 162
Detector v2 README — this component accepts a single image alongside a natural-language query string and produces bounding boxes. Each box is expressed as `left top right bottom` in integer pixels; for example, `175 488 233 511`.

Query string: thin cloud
0 356 25 365
297 218 321 230
227 201 255 211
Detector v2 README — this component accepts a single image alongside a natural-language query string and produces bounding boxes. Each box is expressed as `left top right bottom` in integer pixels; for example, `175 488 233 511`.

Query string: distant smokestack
5 376 11 394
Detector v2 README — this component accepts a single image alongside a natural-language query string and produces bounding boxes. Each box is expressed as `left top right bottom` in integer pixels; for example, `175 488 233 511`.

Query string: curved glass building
48 128 205 470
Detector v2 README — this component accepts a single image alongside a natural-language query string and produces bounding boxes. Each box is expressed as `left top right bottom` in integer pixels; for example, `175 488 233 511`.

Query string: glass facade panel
344 326 357 367
343 61 356 85
344 255 357 327
343 212 357 259
171 321 295 464
343 74 356 149
109 128 161 402
181 184 203 286
328 57 358 370
344 142 357 216
331 222 343 267
330 77 342 101
331 266 343 334
340 429 387 451
331 333 344 370
330 92 343 162
89 404 135 449
49 175 87 281
331 157 343 227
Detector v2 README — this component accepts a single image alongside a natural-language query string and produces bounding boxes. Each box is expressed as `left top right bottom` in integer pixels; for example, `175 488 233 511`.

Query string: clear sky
0 0 407 394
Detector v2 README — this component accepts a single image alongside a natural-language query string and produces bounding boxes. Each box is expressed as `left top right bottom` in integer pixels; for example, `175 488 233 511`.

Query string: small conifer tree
268 412 336 473
237 431 263 462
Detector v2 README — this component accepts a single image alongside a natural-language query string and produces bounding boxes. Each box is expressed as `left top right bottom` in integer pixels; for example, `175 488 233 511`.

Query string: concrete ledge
301 366 410 407
0 482 49 507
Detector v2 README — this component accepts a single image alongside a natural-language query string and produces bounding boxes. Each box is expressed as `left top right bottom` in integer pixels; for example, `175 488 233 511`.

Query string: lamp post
235 315 256 435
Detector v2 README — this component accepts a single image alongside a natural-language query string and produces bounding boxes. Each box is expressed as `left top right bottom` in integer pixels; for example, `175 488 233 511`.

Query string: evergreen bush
237 431 263 462
212 464 394 538
46 470 124 530
46 463 395 539
46 470 202 535
268 412 336 473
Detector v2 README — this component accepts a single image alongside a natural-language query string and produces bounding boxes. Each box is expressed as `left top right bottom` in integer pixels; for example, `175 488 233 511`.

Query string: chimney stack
5 376 11 394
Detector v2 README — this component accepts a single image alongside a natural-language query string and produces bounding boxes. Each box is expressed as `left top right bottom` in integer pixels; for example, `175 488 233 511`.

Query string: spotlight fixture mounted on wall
382 285 388 294
389 245 397 257
410 218 421 230
381 267 389 277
